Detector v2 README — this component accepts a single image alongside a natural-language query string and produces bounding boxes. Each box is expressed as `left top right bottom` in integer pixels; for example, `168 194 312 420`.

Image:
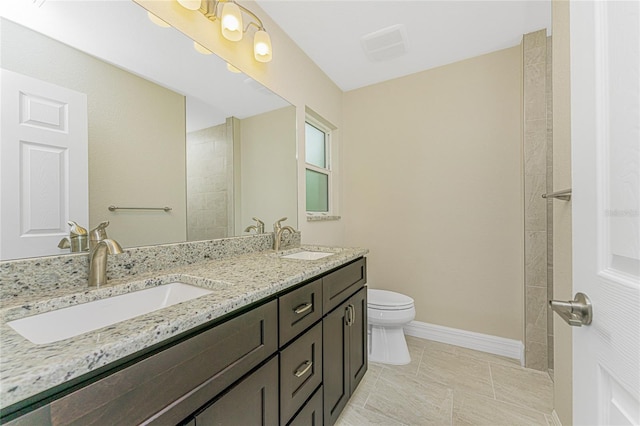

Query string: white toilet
367 288 416 365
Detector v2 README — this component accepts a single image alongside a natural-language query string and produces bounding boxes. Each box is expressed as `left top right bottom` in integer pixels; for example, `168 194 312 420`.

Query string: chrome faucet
273 217 296 251
58 221 88 252
244 217 265 234
88 221 122 287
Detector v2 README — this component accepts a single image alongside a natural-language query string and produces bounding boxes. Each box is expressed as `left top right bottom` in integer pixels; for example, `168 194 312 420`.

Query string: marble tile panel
453 391 548 426
366 367 453 425
524 119 548 175
525 46 546 66
524 29 548 50
525 341 549 371
525 174 548 231
491 363 554 413
526 323 547 345
526 286 548 327
525 231 548 287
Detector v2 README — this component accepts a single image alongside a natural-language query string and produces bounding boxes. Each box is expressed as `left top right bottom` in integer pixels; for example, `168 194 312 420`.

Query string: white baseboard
550 410 562 426
403 320 525 366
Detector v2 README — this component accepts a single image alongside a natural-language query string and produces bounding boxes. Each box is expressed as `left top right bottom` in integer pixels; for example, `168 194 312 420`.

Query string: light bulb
177 0 201 10
193 42 213 55
221 2 243 42
147 12 170 28
254 30 272 63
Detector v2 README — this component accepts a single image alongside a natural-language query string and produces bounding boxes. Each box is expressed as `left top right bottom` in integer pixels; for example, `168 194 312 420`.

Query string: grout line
488 362 497 400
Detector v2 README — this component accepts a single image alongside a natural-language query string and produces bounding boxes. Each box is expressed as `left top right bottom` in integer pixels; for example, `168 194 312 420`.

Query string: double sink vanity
0 240 368 425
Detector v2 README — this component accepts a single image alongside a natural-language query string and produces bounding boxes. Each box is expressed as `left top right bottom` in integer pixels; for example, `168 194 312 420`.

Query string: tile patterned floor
336 336 554 426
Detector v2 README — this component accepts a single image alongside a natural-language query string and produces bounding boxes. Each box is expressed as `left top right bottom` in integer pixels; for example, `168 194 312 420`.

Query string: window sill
306 215 341 222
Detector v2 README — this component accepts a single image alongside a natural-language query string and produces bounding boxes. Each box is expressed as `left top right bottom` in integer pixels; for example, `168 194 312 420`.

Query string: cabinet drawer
287 385 323 426
323 258 367 314
194 356 279 426
279 278 322 346
48 300 277 426
280 322 323 424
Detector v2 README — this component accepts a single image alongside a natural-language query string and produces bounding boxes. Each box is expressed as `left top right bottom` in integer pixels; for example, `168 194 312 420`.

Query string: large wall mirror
0 0 297 261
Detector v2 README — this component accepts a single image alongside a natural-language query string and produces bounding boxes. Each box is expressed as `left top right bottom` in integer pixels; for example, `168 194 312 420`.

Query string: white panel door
0 69 88 260
570 0 640 424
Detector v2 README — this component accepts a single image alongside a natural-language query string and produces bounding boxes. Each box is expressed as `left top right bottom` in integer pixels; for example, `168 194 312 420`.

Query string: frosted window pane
306 169 328 212
305 123 326 168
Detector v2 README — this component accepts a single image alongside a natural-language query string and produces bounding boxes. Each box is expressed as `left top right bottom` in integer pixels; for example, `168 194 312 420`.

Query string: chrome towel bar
542 189 572 201
108 205 172 212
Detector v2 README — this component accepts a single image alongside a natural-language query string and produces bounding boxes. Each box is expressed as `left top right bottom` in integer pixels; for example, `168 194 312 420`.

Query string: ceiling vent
361 24 409 62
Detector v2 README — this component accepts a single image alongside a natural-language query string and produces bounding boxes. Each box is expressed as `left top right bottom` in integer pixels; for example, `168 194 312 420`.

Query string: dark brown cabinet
323 287 367 425
193 356 279 426
4 257 367 426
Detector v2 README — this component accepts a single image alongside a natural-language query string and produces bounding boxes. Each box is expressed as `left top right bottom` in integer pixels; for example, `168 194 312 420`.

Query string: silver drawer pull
294 302 313 315
294 360 313 378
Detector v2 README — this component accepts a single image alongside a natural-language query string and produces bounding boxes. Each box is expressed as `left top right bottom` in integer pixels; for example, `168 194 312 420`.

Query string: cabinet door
288 386 323 426
322 301 350 426
194 356 279 426
348 287 368 395
280 322 323 424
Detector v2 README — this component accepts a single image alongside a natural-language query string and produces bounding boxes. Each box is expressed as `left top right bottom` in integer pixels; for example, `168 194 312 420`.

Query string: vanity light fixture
176 0 273 63
194 41 213 55
147 11 171 28
226 63 242 73
177 0 201 11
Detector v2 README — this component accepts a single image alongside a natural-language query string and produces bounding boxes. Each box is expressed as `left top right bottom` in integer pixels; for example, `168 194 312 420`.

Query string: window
305 120 331 213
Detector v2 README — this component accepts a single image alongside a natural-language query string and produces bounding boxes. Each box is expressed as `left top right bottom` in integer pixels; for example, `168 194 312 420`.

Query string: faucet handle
252 217 265 233
67 220 88 237
274 217 288 231
89 221 110 244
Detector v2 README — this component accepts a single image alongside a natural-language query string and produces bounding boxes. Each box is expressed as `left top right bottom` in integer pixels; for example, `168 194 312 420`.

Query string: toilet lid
368 289 414 310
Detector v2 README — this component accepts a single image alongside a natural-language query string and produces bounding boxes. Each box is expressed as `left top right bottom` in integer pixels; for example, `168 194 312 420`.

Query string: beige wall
236 106 297 234
552 0 573 423
136 0 345 245
1 19 187 249
343 47 524 340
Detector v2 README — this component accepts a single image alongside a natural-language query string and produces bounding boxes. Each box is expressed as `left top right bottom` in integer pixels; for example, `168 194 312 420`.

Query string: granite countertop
0 245 368 411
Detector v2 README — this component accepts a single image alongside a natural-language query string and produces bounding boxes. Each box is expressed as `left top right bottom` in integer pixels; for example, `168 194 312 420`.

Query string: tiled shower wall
523 30 554 372
186 118 235 241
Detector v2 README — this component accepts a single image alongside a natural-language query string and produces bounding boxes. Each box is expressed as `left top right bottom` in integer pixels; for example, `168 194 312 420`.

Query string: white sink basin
281 251 334 261
7 283 212 344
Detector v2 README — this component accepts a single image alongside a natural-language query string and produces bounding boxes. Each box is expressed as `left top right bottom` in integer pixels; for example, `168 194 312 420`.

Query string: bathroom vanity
0 244 367 425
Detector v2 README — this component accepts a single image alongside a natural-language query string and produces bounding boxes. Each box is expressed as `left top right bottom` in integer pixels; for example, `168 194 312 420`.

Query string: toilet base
368 325 411 365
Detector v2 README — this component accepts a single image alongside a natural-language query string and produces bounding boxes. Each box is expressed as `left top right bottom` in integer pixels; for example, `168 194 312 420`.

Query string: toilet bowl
367 289 415 365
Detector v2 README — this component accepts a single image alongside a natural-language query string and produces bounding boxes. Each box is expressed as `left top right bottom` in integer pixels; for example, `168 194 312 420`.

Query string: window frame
304 117 332 215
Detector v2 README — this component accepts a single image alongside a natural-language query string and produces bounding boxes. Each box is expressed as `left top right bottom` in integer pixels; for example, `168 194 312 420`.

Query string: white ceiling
256 0 552 91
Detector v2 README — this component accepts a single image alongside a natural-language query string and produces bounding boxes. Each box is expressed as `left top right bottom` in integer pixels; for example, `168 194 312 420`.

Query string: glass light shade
254 30 272 63
147 12 170 28
226 63 242 73
177 0 201 10
193 42 213 55
221 2 243 41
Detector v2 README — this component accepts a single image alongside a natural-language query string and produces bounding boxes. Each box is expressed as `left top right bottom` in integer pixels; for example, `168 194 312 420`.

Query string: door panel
323 302 350 425
1 69 88 260
570 0 640 423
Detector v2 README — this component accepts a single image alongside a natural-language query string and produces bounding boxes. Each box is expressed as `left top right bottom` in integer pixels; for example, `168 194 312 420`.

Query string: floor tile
418 347 495 399
490 363 554 413
365 367 453 425
336 404 404 425
343 336 554 426
453 392 548 426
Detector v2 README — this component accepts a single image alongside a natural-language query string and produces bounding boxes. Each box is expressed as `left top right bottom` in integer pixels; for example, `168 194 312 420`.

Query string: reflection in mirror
0 0 297 261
